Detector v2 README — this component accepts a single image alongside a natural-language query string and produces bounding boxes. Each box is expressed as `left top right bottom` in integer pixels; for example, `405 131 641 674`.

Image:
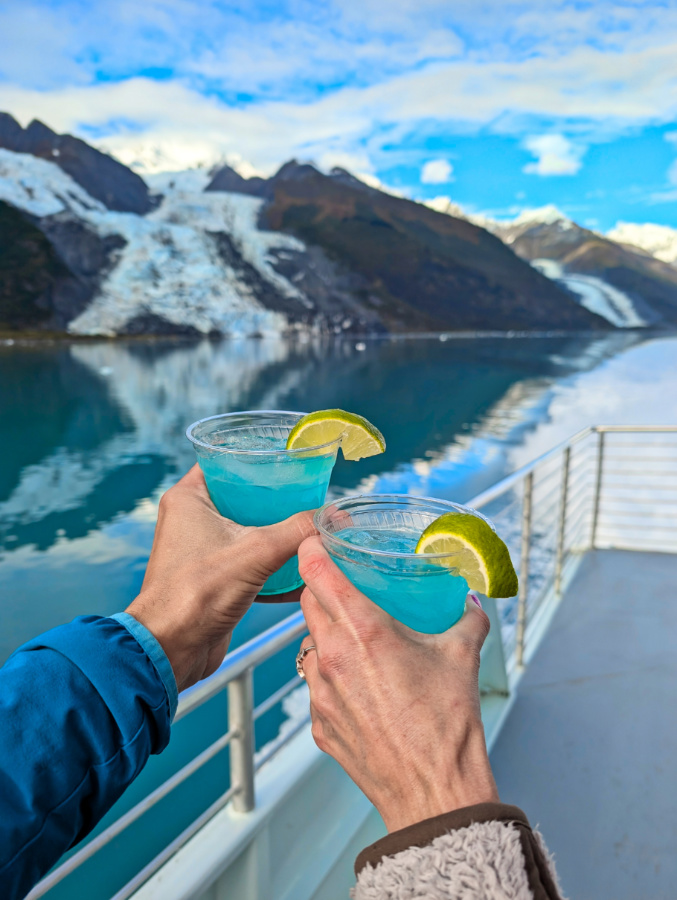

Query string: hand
127 465 317 693
297 536 499 833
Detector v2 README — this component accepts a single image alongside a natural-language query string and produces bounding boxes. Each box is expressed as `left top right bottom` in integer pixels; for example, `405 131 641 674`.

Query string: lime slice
415 512 518 598
286 409 385 460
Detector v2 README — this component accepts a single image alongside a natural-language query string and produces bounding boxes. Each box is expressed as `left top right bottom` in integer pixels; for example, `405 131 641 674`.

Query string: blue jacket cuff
110 613 178 722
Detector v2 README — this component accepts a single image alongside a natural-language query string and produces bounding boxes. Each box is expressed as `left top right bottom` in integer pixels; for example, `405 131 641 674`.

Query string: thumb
450 593 491 652
242 510 319 578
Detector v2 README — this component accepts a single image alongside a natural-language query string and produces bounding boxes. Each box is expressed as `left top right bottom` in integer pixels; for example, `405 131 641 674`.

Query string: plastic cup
187 411 340 596
315 494 493 633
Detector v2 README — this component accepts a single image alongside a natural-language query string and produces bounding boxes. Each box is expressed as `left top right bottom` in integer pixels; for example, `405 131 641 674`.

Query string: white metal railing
28 425 677 899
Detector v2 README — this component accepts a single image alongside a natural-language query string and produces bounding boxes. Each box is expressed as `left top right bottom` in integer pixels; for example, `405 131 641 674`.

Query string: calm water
2 330 677 897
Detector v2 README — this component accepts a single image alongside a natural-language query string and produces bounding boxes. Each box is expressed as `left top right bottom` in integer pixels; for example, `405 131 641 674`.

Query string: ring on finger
296 645 316 679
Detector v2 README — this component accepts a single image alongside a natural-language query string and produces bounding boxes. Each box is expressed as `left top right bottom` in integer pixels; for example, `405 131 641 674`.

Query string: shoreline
2 325 672 348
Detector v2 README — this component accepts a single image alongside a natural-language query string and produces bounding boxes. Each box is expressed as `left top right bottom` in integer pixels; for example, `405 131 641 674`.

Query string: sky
1 0 676 230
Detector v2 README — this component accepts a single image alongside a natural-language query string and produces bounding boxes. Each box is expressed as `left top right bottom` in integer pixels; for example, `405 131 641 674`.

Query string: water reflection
0 330 643 659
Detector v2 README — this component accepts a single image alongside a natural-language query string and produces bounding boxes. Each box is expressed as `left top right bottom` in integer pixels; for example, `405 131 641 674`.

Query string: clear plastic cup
315 494 493 633
187 411 341 596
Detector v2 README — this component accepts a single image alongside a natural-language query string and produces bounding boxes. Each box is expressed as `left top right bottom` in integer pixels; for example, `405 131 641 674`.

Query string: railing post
591 430 606 549
228 668 255 812
515 472 533 668
555 446 571 597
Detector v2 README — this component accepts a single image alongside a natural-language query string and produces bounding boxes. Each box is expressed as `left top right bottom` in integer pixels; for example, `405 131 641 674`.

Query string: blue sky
1 0 676 230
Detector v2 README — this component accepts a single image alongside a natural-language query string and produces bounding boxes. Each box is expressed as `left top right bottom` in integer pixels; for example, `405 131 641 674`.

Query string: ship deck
490 549 677 900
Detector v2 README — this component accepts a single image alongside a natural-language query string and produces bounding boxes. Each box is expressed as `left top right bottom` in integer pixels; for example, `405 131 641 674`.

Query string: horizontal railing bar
531 497 561 523
601 454 677 464
109 784 239 900
468 427 595 509
596 523 677 535
560 481 594 507
254 712 312 771
176 612 308 722
599 445 677 454
565 513 591 538
602 467 677 477
26 728 237 897
532 480 565 506
600 496 677 508
566 473 595 494
600 482 677 492
566 505 591 530
253 675 302 722
560 489 591 518
531 466 563 488
565 513 591 542
596 425 677 433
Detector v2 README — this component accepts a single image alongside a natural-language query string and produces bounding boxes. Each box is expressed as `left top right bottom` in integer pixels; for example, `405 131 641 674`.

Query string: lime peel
286 409 385 461
415 511 518 599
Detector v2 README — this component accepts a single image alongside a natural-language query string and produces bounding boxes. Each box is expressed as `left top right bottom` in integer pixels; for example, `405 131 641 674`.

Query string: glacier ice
0 150 312 336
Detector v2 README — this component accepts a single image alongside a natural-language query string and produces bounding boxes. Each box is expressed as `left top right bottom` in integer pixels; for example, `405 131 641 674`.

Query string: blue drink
315 495 481 633
187 411 340 595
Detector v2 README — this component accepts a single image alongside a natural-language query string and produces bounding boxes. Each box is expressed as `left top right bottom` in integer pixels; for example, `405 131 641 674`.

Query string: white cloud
421 159 454 183
669 160 677 186
2 3 677 175
522 134 585 176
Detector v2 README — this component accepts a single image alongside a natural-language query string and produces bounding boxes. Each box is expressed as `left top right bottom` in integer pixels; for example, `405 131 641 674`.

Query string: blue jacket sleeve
0 614 177 900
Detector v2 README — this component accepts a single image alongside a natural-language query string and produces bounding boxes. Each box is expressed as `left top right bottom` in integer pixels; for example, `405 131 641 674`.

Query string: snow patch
607 221 677 266
145 169 213 194
0 149 107 218
512 204 572 228
532 259 647 328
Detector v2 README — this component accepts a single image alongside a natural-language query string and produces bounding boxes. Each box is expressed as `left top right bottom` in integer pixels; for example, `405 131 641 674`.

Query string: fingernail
470 593 482 609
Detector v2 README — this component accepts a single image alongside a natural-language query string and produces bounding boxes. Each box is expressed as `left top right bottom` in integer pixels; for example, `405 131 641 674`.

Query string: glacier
0 150 312 336
532 259 646 328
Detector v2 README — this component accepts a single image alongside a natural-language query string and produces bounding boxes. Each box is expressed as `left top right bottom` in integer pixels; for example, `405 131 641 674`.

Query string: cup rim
185 409 343 456
314 493 493 561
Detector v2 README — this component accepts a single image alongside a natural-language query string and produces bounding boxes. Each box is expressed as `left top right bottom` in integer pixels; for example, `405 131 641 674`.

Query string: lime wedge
415 512 518 598
286 409 385 460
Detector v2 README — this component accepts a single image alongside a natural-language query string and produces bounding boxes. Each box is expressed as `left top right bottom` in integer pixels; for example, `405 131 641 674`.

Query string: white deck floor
490 549 677 900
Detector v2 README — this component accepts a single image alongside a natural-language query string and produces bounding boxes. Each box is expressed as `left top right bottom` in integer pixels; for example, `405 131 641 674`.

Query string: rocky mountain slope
479 206 677 328
0 113 151 214
0 112 655 336
256 162 603 331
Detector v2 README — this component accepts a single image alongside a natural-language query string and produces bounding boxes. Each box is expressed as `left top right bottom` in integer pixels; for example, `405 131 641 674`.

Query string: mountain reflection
1 332 640 557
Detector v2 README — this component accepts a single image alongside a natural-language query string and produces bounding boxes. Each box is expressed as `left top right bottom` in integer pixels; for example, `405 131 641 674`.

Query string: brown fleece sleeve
355 802 564 900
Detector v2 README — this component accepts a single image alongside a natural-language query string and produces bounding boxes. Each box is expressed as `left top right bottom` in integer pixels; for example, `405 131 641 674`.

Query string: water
194 423 338 593
2 329 677 898
332 527 469 633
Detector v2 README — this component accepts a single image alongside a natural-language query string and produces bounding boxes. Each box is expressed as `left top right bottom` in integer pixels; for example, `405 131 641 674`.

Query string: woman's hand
297 535 499 833
127 465 317 692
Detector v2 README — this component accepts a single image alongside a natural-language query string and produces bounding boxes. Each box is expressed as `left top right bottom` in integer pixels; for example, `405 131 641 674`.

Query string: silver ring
296 645 316 679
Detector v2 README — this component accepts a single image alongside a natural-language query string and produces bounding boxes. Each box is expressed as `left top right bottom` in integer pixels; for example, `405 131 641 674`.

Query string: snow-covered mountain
607 222 677 266
2 110 672 337
460 205 677 329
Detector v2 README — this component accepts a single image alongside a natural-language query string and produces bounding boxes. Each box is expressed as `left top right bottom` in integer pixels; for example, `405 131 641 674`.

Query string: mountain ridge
0 112 152 215
1 112 671 337
481 207 677 327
